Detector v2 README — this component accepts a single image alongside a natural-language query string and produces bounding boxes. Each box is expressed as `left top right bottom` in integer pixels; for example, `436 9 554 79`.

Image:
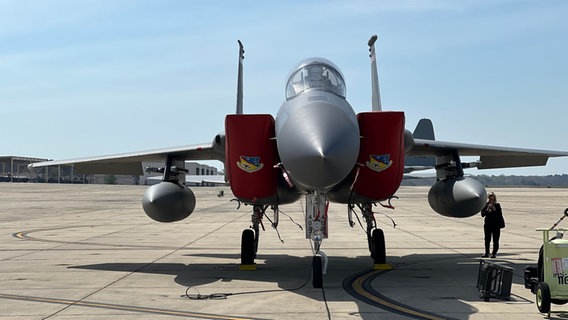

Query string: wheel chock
374 263 393 270
239 264 257 271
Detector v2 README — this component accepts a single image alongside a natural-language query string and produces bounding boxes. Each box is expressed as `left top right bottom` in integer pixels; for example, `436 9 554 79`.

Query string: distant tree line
402 174 568 187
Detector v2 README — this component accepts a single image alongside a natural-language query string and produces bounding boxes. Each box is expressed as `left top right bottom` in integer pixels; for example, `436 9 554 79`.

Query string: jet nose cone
277 102 359 191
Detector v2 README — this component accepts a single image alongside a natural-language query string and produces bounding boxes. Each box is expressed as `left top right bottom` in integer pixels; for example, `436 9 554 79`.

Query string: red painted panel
225 114 278 202
353 112 405 201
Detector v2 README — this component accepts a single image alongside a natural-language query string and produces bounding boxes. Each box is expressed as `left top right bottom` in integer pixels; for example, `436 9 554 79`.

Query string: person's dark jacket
481 202 503 229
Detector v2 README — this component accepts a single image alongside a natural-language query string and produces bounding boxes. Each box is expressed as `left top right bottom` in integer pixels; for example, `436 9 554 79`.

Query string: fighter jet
29 35 568 288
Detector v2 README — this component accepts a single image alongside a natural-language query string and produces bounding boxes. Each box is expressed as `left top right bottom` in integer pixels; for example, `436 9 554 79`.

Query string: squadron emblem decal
366 154 392 173
237 156 264 173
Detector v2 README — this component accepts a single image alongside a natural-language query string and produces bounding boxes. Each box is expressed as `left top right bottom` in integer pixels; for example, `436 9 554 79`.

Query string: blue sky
1 0 567 175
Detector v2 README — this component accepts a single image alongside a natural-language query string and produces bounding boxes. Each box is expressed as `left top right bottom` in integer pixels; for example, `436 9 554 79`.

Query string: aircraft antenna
236 40 245 114
368 35 382 111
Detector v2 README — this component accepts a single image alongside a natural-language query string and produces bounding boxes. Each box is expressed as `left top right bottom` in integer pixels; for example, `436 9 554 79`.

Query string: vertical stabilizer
236 40 245 114
368 35 382 111
413 118 435 140
405 119 436 168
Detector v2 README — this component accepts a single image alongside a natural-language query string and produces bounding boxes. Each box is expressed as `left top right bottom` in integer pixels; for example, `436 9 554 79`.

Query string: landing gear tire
371 229 386 265
241 229 256 265
536 282 551 313
312 255 323 288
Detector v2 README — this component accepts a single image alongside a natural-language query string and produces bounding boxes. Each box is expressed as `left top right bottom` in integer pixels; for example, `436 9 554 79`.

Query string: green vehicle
525 209 568 316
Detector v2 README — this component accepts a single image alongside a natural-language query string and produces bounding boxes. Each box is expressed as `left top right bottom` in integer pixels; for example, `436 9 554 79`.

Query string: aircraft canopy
286 58 346 100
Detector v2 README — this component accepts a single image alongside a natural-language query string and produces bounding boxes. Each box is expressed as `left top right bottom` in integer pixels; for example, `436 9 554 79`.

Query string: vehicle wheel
241 229 255 265
312 256 323 288
371 229 386 264
536 282 551 313
551 299 568 305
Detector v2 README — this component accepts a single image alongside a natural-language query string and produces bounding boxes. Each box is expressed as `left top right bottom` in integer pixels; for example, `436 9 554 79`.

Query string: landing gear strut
306 191 329 288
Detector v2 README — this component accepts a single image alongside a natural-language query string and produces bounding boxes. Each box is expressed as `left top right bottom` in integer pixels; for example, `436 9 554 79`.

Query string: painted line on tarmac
12 226 177 249
0 293 262 320
343 269 458 320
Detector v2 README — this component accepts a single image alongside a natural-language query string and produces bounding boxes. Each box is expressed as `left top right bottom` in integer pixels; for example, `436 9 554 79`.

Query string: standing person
481 192 505 258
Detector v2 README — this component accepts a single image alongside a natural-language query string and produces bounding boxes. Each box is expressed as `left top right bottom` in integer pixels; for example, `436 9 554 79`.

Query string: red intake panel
225 114 278 203
353 112 405 201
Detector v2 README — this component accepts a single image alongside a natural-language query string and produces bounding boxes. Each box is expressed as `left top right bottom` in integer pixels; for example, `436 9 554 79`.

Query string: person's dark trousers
484 226 500 255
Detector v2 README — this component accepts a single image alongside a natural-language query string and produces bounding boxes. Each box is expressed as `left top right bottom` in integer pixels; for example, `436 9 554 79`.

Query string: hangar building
1 156 219 185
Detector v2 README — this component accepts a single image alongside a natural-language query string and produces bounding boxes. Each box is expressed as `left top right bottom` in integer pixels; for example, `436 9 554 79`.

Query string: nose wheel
312 251 328 288
312 256 323 288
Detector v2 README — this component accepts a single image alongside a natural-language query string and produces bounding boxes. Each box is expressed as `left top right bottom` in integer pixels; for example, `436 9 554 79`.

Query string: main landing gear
239 199 328 289
239 198 389 288
240 228 256 267
351 203 389 268
240 204 271 269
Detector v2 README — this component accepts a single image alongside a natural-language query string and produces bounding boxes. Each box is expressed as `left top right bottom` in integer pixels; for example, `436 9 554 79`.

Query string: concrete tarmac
1 183 568 319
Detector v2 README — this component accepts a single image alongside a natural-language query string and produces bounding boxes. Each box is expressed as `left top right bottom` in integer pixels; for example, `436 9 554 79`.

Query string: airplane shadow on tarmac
68 252 544 320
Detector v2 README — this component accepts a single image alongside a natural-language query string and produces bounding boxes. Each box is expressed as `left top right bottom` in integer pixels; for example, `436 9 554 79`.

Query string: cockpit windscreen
286 63 346 100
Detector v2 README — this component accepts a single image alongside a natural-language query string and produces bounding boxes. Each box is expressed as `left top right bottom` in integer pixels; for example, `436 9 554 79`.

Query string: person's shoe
490 254 496 258
481 254 489 258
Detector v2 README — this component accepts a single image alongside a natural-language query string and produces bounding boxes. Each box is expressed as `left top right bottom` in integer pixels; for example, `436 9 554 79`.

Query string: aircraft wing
409 138 568 169
28 141 225 175
147 175 227 185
